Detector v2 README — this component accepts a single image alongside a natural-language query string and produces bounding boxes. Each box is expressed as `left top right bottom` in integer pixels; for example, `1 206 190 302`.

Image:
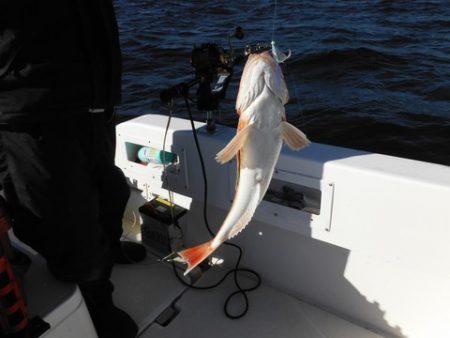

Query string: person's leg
1 120 112 281
1 115 137 337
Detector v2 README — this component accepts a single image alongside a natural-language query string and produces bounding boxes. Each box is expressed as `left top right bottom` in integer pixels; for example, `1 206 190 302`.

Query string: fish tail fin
178 240 216 276
281 121 311 150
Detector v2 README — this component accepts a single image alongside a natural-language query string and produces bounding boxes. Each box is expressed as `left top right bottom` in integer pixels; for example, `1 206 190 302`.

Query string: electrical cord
183 96 262 319
163 97 261 319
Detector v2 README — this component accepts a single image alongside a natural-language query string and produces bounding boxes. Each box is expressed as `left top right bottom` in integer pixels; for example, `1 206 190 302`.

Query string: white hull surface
114 115 450 338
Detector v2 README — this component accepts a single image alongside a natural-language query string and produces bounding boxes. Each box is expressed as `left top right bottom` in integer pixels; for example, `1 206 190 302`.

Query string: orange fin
280 122 310 150
215 124 252 164
178 240 215 276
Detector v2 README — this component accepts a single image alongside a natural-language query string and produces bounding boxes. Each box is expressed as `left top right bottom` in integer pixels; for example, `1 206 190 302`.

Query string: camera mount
160 27 245 133
160 27 279 133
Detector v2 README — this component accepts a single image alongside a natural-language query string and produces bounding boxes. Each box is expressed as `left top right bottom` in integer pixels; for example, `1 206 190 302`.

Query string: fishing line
271 0 309 131
271 0 278 43
283 62 309 133
161 104 177 225
161 100 185 246
162 99 261 320
117 104 181 267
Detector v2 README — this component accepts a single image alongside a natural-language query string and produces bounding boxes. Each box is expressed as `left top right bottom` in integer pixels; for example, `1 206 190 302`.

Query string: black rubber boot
79 280 138 338
113 241 146 264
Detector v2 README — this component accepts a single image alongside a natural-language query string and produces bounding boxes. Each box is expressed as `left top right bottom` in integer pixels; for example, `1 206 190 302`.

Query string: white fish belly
242 127 283 200
212 128 282 246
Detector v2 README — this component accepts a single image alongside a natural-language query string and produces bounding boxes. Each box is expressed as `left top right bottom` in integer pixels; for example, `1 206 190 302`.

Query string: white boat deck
111 252 186 333
112 252 386 338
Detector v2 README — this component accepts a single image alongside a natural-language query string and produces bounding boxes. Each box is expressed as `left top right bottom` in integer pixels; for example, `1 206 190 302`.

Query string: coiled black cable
165 97 261 319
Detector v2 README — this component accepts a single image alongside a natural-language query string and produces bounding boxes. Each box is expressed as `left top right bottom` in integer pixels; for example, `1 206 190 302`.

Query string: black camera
190 43 232 79
160 27 244 109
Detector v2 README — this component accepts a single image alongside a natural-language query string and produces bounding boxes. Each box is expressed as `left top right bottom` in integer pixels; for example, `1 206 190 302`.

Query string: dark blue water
115 0 450 166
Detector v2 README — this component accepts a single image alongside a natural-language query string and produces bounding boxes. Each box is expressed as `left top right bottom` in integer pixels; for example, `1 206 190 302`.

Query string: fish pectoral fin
215 125 252 164
280 122 311 150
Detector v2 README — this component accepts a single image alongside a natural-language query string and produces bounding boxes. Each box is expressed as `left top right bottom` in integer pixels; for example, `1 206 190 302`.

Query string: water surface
115 0 450 165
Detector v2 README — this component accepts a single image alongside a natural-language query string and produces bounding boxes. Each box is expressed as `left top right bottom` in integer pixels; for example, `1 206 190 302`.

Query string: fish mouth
244 43 272 55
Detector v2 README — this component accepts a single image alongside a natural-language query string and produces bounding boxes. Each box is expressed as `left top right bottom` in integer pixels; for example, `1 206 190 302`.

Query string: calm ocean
115 0 450 166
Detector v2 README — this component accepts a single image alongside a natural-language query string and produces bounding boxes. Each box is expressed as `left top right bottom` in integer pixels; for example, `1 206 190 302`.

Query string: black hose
168 97 262 319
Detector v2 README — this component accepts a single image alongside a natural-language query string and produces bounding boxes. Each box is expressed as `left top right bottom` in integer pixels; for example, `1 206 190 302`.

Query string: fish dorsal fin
280 121 311 150
215 123 253 164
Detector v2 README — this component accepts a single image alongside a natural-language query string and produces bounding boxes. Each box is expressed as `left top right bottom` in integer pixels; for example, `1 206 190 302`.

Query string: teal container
137 147 175 164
